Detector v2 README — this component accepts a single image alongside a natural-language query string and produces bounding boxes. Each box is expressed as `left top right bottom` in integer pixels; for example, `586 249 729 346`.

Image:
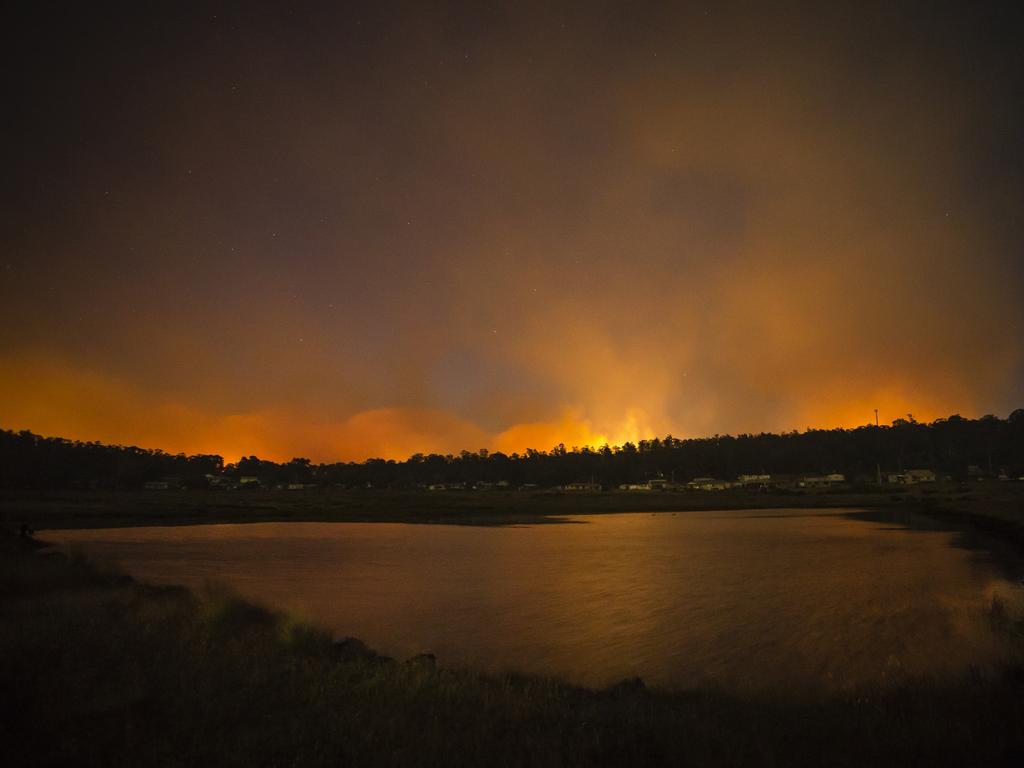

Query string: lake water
42 509 1024 694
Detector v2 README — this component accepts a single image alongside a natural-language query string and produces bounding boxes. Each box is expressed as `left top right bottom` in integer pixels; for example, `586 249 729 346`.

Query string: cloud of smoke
4 3 1021 461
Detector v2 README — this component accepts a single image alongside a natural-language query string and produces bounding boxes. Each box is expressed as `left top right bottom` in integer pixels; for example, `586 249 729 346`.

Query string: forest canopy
2 411 1022 491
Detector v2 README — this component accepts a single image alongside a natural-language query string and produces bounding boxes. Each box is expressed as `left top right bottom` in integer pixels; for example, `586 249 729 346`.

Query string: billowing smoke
4 3 1021 460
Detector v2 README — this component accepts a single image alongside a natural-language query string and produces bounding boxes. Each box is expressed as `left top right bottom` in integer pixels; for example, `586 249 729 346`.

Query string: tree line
1 411 1022 491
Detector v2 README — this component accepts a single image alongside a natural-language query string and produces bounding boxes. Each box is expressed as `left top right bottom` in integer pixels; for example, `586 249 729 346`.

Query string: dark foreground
2 533 1024 767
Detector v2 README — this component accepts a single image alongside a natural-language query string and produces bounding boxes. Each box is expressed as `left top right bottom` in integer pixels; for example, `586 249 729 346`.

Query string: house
562 482 601 492
687 477 732 491
737 474 771 487
619 483 652 491
799 473 846 488
886 469 936 484
427 482 467 491
143 475 185 490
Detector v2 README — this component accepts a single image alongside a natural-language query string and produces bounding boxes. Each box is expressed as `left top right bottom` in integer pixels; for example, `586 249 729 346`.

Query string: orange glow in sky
4 4 1022 462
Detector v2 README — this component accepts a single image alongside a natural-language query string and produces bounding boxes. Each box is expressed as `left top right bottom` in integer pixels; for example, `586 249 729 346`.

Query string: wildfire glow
4 4 1021 461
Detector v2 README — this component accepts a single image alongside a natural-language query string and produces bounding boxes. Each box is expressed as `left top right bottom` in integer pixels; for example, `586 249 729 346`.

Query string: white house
800 473 846 488
737 474 771 487
687 477 732 491
886 469 936 484
562 482 601 492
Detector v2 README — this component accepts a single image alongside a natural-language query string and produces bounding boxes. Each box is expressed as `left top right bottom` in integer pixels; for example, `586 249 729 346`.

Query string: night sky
7 1 1024 462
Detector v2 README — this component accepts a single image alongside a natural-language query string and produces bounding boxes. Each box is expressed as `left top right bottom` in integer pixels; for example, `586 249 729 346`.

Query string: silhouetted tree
2 410 1022 491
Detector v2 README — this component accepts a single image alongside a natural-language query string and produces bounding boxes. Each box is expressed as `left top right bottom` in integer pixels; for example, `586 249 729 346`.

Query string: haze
6 2 1023 461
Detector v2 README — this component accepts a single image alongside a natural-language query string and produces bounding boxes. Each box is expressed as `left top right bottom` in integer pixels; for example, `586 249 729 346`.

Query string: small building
800 473 846 488
737 474 771 487
886 469 936 485
619 483 652 491
687 477 732 491
562 482 601 492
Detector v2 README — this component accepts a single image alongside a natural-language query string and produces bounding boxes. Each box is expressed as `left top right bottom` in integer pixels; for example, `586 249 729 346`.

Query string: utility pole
874 408 882 484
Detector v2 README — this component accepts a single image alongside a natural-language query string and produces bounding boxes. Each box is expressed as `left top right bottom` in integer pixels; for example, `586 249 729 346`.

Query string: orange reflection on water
45 510 1023 693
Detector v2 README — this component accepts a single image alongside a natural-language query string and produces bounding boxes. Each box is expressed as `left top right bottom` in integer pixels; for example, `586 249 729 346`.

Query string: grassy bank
7 482 1024 531
3 485 1024 568
3 532 1024 767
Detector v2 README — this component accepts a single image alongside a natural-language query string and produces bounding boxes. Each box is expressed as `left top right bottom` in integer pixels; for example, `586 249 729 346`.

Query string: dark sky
6 1 1024 461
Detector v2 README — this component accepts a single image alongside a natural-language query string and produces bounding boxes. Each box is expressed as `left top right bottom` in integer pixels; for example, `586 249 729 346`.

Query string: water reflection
43 509 1024 693
844 508 1024 582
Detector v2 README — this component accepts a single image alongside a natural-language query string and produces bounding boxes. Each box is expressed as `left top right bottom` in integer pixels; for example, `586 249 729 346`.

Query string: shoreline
4 486 1024 558
0 485 950 529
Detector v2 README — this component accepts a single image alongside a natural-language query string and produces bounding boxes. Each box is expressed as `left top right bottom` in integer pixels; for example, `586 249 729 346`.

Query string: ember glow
6 2 1023 461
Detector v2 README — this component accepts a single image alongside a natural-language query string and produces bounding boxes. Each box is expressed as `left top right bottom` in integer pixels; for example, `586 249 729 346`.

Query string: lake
42 508 1024 694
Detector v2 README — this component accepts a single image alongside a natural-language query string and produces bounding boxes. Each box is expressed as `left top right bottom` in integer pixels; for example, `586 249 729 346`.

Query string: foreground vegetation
3 532 1024 767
